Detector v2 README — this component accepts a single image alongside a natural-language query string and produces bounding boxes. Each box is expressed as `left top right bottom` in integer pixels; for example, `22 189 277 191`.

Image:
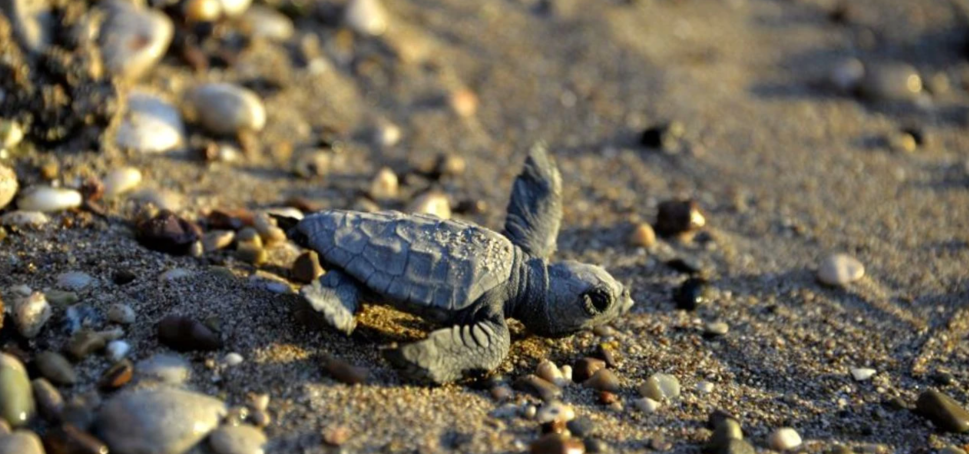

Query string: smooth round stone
628 223 656 248
14 292 50 338
219 0 251 17
0 430 44 454
0 120 23 149
224 352 243 366
99 0 174 81
407 191 451 219
31 378 63 421
572 358 606 383
767 427 802 450
529 433 584 454
0 164 17 210
107 303 136 325
860 63 922 102
696 381 715 393
103 167 143 198
187 83 266 135
916 389 969 433
536 401 575 424
203 230 236 253
291 251 323 284
639 373 680 401
583 369 620 393
42 424 108 454
817 253 865 286
369 167 398 199
0 354 35 427
35 351 76 385
16 186 82 212
135 354 191 385
238 5 293 41
57 271 95 290
1 211 48 228
373 121 401 147
850 367 876 381
344 0 387 36
633 397 661 413
116 91 186 154
704 321 729 337
96 387 226 454
536 360 563 385
209 424 267 454
1 0 53 53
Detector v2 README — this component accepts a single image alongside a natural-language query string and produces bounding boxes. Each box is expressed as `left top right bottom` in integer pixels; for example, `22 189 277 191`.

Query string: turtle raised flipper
299 270 364 335
383 313 510 384
502 142 563 259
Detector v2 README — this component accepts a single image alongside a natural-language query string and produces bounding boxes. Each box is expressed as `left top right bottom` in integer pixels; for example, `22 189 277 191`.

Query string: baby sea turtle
285 144 634 384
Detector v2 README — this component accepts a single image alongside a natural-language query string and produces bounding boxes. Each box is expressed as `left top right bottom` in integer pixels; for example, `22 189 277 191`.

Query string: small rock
224 352 244 366
157 315 223 352
99 0 174 81
628 223 656 248
536 360 564 385
708 415 743 446
514 375 562 401
182 0 221 22
655 199 705 237
850 367 876 381
530 433 585 454
674 277 708 311
66 330 107 359
916 389 969 433
633 397 661 413
135 354 191 385
101 168 143 199
449 88 478 118
98 360 134 391
817 253 865 286
829 58 865 93
369 167 399 199
14 292 50 338
703 321 729 337
888 130 917 153
96 387 226 454
116 91 185 154
107 303 136 325
42 424 108 454
407 191 451 219
236 244 268 266
57 271 95 291
640 121 685 150
137 210 202 256
0 211 48 228
30 378 63 421
583 369 620 393
248 393 270 412
292 151 330 178
253 213 287 246
566 417 593 437
106 340 130 362
203 230 235 252
560 365 572 382
0 164 17 210
697 381 716 393
322 425 351 446
0 430 44 454
292 251 324 284
17 186 82 212
373 121 401 147
238 5 293 41
490 385 513 401
639 373 680 401
210 424 267 454
0 120 23 150
322 356 368 384
187 83 266 135
219 0 251 17
572 358 606 383
112 271 137 286
0 353 34 427
249 409 270 428
344 0 387 36
45 290 78 306
860 63 922 102
35 351 76 385
584 438 609 453
536 401 575 424
767 427 802 451
1 0 52 53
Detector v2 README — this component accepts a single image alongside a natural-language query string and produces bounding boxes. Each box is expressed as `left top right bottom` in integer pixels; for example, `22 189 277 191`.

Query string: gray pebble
187 83 266 135
817 253 864 286
99 0 174 80
96 387 226 454
35 351 77 385
135 354 192 385
0 354 34 427
115 91 186 154
107 303 136 325
344 0 387 36
0 430 44 454
639 373 680 401
13 292 50 339
0 0 53 53
209 424 268 454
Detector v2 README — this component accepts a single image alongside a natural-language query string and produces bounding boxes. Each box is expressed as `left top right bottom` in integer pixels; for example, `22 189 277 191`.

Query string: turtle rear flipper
502 142 562 259
384 314 510 385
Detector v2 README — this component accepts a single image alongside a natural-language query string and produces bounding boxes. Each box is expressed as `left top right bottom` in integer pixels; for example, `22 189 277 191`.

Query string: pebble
203 230 236 252
639 373 680 401
850 367 876 381
42 424 108 454
767 427 802 451
14 292 50 338
828 58 865 93
249 409 270 428
57 271 95 291
219 0 252 17
115 91 185 153
704 321 729 337
530 433 585 454
536 360 564 385
210 424 267 454
369 167 399 199
248 393 270 411
106 340 130 362
490 385 513 401
96 387 226 454
45 290 78 306
0 354 34 427
514 375 562 401
236 244 268 266
107 303 136 325
135 354 191 385
322 356 369 385
916 389 969 433
98 360 134 391
182 0 221 22
941 447 968 454
292 251 324 284
639 121 685 150
0 431 44 454
238 5 294 41
35 351 76 385
0 164 16 210
709 416 743 445
157 315 223 352
137 210 202 256
187 83 266 135
2 0 52 53
292 151 330 178
0 211 48 228
572 358 606 383
224 352 244 366
253 213 287 245
0 120 23 150
674 277 708 311
817 253 864 286
860 63 922 102
344 0 388 36
449 88 478 118
696 381 716 393
536 401 575 424
66 330 107 359
560 365 573 382
99 0 174 81
31 378 63 421
628 223 656 248
16 186 82 212
322 425 351 446
888 130 917 153
407 191 451 219
373 121 402 147
655 199 705 237
633 397 661 413
583 369 620 393
584 438 609 453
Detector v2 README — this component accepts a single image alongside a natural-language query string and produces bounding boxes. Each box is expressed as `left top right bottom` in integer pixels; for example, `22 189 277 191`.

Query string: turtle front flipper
383 314 510 385
502 142 563 259
297 270 365 335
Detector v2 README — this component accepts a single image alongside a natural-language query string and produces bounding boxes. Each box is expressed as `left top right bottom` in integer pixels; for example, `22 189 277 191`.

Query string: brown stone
654 199 705 237
157 315 223 352
43 424 108 454
136 210 202 256
291 251 324 284
323 356 369 385
572 357 606 383
98 360 133 391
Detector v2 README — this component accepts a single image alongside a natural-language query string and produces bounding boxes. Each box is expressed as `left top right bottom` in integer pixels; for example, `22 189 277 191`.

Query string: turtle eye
583 288 612 315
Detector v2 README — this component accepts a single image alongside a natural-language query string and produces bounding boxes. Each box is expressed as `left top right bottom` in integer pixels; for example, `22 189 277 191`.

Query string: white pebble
522 405 537 419
817 253 865 286
536 401 575 423
218 0 251 17
224 353 244 366
850 367 876 381
115 91 185 154
373 121 401 147
633 397 662 413
0 211 48 228
17 186 82 212
0 163 17 210
202 230 235 252
560 365 573 382
99 0 174 81
14 292 51 338
536 360 563 384
768 427 802 451
103 167 143 197
107 303 136 325
187 83 266 135
369 167 398 199
106 340 131 362
344 0 387 36
407 191 451 219
56 271 95 290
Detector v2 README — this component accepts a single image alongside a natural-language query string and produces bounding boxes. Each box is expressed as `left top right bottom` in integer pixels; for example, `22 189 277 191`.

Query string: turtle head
525 261 634 338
